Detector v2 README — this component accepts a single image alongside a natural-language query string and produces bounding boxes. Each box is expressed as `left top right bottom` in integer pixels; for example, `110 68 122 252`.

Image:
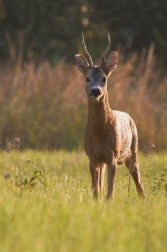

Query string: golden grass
0 45 167 150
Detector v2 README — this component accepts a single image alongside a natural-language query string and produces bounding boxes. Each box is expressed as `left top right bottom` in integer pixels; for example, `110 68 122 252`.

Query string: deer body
75 34 145 200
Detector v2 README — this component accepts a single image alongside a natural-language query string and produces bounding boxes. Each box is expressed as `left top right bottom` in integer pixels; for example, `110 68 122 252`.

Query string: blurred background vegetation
0 0 167 150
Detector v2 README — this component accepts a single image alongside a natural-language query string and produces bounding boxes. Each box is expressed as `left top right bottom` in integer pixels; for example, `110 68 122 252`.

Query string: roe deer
75 33 145 200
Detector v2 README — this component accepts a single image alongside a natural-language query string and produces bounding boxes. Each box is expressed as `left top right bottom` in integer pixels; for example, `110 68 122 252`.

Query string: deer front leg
89 163 101 199
106 160 117 201
100 165 106 194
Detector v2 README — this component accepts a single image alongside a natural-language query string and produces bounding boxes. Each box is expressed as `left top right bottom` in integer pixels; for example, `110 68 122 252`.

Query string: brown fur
75 42 145 200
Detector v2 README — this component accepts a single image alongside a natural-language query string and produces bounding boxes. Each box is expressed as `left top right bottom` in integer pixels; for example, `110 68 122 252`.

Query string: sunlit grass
0 149 167 252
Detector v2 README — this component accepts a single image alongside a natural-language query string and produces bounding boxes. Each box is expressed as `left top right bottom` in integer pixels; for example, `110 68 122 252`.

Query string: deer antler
81 32 93 68
100 33 111 68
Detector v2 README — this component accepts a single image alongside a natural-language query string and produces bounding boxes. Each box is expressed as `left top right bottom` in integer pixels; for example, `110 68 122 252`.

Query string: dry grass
0 45 167 150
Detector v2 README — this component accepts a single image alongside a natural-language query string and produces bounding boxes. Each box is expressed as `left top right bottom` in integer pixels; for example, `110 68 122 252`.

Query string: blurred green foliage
0 0 167 63
91 0 167 62
0 0 80 62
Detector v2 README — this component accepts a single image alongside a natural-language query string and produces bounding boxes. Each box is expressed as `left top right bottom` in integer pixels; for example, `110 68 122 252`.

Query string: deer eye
86 77 90 82
102 76 106 82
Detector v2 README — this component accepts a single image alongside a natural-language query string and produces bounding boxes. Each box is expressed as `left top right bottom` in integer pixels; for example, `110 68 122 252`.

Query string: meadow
0 147 167 252
0 39 167 252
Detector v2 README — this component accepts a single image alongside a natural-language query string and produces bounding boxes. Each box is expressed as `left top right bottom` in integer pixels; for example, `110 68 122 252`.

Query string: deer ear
75 54 89 73
103 51 118 76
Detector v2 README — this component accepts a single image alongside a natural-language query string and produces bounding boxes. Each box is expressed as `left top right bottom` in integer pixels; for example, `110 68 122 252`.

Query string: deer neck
87 90 114 134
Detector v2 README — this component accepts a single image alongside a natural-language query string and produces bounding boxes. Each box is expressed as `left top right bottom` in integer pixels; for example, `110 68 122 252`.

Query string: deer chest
84 129 116 165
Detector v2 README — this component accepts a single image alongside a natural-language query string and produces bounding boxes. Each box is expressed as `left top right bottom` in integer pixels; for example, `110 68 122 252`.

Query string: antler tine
81 32 93 67
100 33 111 67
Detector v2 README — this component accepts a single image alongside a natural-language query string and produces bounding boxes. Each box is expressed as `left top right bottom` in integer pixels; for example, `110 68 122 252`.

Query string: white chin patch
91 95 101 102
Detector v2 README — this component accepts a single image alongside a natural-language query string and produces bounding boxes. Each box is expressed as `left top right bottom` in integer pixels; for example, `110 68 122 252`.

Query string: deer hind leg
125 156 145 199
106 160 117 201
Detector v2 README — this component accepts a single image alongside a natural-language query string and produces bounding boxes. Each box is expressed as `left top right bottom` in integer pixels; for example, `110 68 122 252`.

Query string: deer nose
90 87 101 98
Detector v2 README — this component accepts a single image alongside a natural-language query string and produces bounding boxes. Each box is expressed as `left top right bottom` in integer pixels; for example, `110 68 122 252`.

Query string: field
1 4 167 251
0 148 167 252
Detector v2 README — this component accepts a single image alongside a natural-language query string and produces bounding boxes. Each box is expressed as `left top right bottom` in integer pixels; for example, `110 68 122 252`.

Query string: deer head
75 33 118 101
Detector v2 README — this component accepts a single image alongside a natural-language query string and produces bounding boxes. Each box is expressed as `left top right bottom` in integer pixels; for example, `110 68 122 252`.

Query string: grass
0 149 167 252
